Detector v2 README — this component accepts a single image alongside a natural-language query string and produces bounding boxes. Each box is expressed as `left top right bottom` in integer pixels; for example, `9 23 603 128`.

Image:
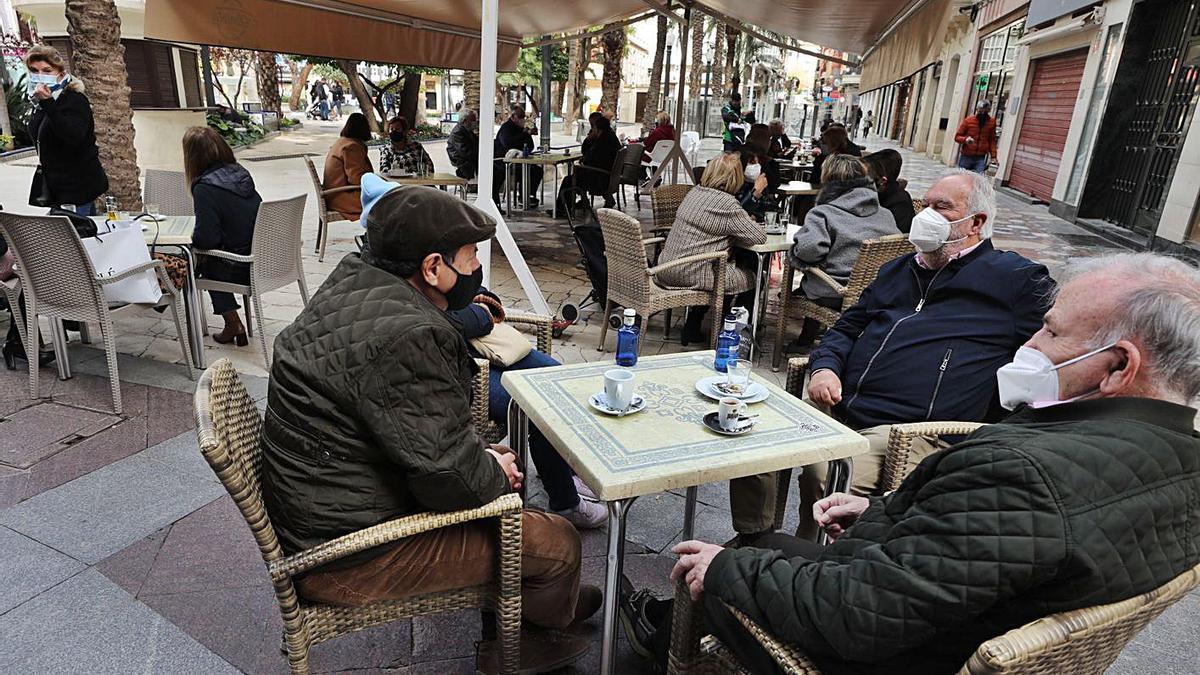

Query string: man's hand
32 83 52 101
670 540 725 601
813 492 870 540
808 369 842 406
485 445 523 491
752 173 769 198
473 294 506 323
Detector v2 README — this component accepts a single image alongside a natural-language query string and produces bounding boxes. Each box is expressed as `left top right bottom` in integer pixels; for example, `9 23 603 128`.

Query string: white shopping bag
82 226 162 304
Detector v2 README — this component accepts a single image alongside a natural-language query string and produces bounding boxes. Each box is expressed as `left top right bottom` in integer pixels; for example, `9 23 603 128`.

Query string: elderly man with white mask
731 169 1054 544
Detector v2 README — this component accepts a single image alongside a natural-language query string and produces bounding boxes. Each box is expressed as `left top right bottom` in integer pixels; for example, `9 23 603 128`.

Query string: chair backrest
607 146 629 195
251 194 309 294
912 197 926 213
651 184 693 231
961 563 1200 674
0 212 107 322
649 139 675 165
596 207 651 306
621 143 644 185
143 169 194 216
843 234 912 308
303 156 331 219
681 131 700 154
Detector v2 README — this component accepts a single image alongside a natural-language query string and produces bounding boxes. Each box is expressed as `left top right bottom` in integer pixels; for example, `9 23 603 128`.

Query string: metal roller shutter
1008 48 1089 202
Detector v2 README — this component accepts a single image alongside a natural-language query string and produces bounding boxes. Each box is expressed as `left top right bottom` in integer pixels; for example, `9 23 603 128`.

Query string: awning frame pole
645 1 694 187
475 0 550 316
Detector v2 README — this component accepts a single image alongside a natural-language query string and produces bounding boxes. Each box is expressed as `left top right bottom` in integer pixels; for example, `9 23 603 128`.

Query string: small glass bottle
615 308 639 367
104 195 119 221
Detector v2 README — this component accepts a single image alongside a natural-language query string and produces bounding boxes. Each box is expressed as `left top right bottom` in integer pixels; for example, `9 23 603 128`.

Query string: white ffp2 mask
909 207 972 253
996 343 1118 410
744 163 762 182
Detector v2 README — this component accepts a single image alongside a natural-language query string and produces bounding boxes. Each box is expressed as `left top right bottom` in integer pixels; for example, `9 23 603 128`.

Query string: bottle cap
623 308 636 316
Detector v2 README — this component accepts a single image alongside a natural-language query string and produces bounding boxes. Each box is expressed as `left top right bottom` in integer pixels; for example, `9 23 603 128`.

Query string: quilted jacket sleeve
705 443 1068 664
360 323 508 512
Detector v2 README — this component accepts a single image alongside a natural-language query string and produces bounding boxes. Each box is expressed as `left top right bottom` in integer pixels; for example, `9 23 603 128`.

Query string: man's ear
1099 340 1141 396
421 253 444 287
970 213 987 237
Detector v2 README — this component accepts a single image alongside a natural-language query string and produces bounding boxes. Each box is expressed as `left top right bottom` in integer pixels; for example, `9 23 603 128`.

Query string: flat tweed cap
366 185 496 262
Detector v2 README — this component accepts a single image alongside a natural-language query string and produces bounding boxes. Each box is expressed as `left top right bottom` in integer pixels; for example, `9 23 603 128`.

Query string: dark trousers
684 285 756 332
555 173 613 213
197 258 250 315
492 160 543 201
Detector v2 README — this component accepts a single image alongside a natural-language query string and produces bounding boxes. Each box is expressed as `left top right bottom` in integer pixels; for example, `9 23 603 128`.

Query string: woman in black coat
551 114 623 217
183 126 263 346
24 46 108 214
739 124 783 219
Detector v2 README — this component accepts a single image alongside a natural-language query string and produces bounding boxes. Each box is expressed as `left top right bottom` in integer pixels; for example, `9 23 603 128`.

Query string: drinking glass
725 359 752 396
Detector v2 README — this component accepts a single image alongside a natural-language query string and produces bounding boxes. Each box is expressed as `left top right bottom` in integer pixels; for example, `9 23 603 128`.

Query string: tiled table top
502 351 867 501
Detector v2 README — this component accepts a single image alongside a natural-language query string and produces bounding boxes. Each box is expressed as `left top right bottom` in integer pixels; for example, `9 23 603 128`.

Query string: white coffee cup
604 369 635 411
718 397 747 431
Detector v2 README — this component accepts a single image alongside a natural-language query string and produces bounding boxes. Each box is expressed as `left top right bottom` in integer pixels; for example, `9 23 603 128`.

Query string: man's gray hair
460 109 477 122
1062 253 1200 403
946 168 996 238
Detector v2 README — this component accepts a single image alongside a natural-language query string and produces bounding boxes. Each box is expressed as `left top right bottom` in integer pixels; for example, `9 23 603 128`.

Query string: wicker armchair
650 183 693 237
194 195 309 365
771 234 911 371
470 312 553 444
143 169 195 216
304 156 359 262
0 212 194 414
669 563 1200 675
595 208 727 352
193 359 524 674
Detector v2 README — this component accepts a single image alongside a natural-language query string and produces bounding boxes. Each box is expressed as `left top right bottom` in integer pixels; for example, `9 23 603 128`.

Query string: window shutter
152 43 179 108
178 49 202 108
122 40 155 108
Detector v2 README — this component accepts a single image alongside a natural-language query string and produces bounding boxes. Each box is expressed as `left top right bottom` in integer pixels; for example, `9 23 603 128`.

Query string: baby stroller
555 186 610 337
305 100 323 120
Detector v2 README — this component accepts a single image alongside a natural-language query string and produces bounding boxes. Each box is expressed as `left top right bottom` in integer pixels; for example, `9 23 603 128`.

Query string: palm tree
336 60 382 135
565 36 592 125
287 59 313 111
64 0 141 209
688 13 705 99
255 52 282 115
598 28 625 116
712 22 725 98
724 25 740 96
464 70 480 113
641 14 668 135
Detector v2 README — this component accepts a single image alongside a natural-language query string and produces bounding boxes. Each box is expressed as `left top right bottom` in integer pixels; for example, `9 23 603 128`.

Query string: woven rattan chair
0 212 194 414
143 169 195 216
194 359 524 674
669 563 1200 675
595 208 726 352
912 197 926 213
771 234 911 371
304 156 358 262
649 183 693 237
194 194 309 365
470 312 553 444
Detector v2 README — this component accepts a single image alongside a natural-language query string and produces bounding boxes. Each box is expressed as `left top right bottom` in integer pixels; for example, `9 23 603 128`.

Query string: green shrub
279 117 299 128
413 122 447 141
206 113 266 147
0 135 13 151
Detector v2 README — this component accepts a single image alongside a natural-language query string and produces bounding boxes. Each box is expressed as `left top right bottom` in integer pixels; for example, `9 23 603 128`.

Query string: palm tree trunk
599 28 625 117
464 70 480 113
255 52 281 115
688 14 704 100
641 15 668 135
712 25 725 98
288 61 312 111
552 80 566 119
337 59 382 135
566 36 590 125
64 0 141 210
724 25 739 96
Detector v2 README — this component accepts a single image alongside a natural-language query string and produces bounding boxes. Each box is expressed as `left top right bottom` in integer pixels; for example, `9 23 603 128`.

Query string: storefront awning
859 0 956 92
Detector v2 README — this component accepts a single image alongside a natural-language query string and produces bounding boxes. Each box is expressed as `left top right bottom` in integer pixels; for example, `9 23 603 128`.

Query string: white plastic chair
681 131 701 167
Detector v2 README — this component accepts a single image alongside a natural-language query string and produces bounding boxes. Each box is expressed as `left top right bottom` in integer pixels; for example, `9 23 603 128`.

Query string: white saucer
695 376 769 404
588 392 647 416
701 411 756 436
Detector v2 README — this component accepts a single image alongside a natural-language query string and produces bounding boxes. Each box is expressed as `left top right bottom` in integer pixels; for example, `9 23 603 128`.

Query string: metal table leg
522 164 530 212
747 252 768 361
818 458 854 546
600 497 635 675
551 163 559 219
179 246 206 369
506 164 513 217
682 485 698 541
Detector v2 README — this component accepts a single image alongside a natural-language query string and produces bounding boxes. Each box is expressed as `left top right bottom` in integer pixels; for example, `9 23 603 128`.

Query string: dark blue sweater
809 240 1053 429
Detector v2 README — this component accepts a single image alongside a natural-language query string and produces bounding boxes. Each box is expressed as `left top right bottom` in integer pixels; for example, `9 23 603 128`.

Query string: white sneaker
573 475 600 502
555 498 608 529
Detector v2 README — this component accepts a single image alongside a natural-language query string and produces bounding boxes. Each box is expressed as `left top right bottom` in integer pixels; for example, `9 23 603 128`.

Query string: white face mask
996 343 1118 410
744 163 762 181
27 72 59 94
908 207 972 253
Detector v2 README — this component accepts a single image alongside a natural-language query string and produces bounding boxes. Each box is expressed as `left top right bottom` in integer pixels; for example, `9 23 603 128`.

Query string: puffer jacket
955 113 999 159
260 254 507 567
707 397 1200 675
809 240 1052 429
790 177 899 300
190 163 261 255
447 121 479 178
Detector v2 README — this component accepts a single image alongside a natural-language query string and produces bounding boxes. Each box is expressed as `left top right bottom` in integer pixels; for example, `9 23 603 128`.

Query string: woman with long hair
323 112 374 220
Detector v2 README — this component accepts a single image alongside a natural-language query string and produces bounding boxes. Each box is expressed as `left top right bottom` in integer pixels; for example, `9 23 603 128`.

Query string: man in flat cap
261 186 599 672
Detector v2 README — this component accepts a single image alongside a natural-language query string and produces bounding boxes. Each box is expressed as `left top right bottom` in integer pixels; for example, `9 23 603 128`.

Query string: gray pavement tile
0 525 86 615
0 569 238 674
143 386 198 449
394 657 476 675
581 552 677 600
412 609 478 661
0 466 28 510
137 496 267 595
0 403 120 469
44 369 152 416
0 431 223 564
19 418 148 501
94 527 168 598
69 347 200 395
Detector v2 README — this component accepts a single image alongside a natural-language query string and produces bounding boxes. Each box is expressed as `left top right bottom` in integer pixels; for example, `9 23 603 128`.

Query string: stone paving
0 121 1196 674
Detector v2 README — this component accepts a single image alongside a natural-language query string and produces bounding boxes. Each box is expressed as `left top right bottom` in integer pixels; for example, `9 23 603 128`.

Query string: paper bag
82 227 162 304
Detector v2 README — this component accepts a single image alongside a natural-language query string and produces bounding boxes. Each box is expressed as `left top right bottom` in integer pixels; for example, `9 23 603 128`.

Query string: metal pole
201 45 217 108
672 4 690 184
540 37 551 152
702 60 711 137
662 45 673 104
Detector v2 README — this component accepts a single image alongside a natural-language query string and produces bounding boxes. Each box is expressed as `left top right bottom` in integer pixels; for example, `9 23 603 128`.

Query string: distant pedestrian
954 100 998 173
310 78 330 121
862 110 874 138
721 91 747 151
330 81 345 120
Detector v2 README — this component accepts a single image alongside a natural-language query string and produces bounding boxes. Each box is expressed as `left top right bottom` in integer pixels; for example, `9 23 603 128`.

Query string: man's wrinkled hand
670 540 725 601
485 446 523 491
808 369 842 406
813 492 870 540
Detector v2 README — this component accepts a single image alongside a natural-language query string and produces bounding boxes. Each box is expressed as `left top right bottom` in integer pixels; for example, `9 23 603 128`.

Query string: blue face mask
28 72 63 96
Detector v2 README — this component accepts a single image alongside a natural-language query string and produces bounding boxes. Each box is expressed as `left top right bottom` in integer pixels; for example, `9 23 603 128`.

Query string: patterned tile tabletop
502 351 867 500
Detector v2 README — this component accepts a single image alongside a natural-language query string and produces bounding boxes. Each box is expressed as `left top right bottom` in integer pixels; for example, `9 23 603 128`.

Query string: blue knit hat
358 173 399 228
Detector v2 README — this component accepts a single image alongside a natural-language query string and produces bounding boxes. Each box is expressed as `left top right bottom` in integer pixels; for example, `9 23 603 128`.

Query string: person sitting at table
861 149 915 233
184 125 262 347
785 154 898 351
378 115 434 177
261 185 601 672
635 110 676 163
551 113 622 217
447 109 480 180
738 124 782 219
662 252 1200 675
493 104 542 207
809 124 861 187
656 152 766 346
767 119 794 159
322 112 374 221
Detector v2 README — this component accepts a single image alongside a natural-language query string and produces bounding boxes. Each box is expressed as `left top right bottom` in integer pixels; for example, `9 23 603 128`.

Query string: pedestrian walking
954 100 998 173
330 81 345 120
310 77 330 121
721 92 747 152
862 111 874 138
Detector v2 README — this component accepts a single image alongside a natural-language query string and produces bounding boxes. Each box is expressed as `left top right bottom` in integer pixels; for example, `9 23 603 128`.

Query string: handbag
81 226 162 304
48 206 98 239
469 322 532 367
29 166 54 208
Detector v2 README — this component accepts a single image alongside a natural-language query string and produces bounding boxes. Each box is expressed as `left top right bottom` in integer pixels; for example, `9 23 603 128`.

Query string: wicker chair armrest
642 236 667 247
724 602 824 674
667 580 707 675
647 251 726 276
95 259 166 285
785 357 810 399
193 248 255 264
799 267 846 297
267 492 523 581
888 421 986 439
649 226 672 237
504 312 553 355
322 185 361 197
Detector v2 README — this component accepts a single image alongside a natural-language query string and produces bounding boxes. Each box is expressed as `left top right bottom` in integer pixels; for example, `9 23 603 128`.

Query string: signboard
1027 0 1097 28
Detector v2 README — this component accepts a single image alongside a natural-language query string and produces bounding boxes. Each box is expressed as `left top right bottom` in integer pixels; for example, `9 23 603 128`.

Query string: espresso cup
718 397 747 431
604 369 636 412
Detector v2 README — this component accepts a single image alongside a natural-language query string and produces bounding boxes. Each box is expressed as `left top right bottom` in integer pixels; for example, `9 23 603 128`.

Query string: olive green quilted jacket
706 397 1200 675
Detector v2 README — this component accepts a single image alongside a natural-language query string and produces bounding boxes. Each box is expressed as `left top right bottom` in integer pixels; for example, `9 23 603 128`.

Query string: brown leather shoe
573 584 603 624
212 324 248 346
475 629 590 674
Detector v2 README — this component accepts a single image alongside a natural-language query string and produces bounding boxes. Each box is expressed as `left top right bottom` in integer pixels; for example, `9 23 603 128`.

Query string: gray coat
790 177 899 299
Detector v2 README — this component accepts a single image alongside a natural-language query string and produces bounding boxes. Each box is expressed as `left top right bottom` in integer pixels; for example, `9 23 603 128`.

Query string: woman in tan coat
322 112 374 220
657 152 767 345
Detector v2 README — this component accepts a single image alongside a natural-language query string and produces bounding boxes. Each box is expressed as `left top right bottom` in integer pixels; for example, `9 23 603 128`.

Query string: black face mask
443 259 483 310
390 131 406 144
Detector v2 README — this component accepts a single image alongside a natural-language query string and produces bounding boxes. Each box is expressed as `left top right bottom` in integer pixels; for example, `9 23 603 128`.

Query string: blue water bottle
713 314 740 373
616 308 639 367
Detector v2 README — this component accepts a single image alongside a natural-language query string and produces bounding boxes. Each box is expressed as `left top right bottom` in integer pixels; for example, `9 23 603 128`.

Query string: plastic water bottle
616 308 639 367
714 314 740 373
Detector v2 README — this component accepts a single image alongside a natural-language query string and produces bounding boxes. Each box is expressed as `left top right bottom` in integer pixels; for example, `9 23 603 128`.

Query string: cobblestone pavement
0 122 1194 674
